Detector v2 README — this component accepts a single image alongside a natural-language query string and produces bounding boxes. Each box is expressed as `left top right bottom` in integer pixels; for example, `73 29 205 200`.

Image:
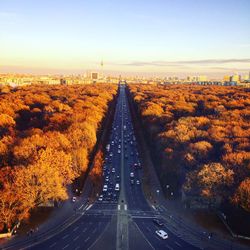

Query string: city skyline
1 0 250 77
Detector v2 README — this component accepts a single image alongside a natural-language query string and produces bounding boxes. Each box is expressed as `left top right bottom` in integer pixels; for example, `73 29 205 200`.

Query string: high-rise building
91 72 99 80
230 74 240 83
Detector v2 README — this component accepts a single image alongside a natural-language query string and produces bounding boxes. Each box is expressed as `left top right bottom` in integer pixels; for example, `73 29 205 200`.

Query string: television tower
101 60 104 79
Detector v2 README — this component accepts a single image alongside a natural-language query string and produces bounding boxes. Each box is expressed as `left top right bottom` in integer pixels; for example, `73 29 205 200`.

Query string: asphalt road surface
25 84 199 250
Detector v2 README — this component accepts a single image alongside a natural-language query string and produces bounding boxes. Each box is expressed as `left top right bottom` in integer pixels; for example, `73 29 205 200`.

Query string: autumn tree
233 178 250 212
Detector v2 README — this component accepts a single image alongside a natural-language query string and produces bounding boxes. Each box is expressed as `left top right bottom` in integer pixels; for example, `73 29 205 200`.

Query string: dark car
153 219 164 227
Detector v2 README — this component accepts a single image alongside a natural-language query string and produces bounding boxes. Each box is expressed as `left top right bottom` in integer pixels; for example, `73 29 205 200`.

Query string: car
105 176 109 182
103 185 108 192
136 180 140 185
72 197 77 202
155 230 168 239
112 168 115 173
116 175 120 180
153 219 164 227
130 179 134 185
115 183 120 191
130 172 134 178
98 195 103 201
110 153 113 157
118 145 121 149
118 150 121 154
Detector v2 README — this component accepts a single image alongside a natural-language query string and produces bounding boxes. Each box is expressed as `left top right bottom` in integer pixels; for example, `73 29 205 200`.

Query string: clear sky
0 0 250 77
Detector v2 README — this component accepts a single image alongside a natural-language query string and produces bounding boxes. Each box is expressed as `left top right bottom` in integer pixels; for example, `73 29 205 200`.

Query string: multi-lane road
8 84 199 250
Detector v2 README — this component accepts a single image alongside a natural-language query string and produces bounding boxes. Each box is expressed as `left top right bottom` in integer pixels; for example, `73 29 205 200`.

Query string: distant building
223 75 230 82
230 74 240 83
91 72 99 80
60 79 67 85
197 75 207 81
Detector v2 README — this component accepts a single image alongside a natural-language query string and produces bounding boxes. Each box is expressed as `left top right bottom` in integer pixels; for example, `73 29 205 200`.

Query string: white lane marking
49 242 57 248
118 204 120 210
174 241 182 247
86 204 93 211
73 226 79 232
62 244 69 249
124 204 127 210
73 235 80 241
84 236 90 242
165 244 173 250
154 235 161 241
151 205 156 210
78 204 84 209
62 234 69 239
82 227 87 233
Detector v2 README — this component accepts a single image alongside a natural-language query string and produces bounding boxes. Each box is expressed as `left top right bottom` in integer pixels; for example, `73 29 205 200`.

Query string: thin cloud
121 59 250 67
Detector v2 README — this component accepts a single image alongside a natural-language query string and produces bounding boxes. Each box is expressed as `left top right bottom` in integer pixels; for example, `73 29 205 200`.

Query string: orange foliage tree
0 83 117 231
129 83 250 210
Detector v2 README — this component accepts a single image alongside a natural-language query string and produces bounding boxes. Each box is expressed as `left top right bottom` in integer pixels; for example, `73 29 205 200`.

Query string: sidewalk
127 91 249 250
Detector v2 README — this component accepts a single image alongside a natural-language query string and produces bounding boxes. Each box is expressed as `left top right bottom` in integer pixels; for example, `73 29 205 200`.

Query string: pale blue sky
0 0 250 77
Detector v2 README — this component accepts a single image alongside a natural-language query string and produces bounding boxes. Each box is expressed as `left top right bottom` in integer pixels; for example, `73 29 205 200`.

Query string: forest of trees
128 84 250 212
0 83 117 232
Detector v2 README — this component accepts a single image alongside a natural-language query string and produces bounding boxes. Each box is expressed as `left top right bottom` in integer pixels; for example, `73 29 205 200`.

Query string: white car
155 230 168 239
98 195 103 201
115 183 120 191
103 185 108 192
136 180 140 185
72 197 76 202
